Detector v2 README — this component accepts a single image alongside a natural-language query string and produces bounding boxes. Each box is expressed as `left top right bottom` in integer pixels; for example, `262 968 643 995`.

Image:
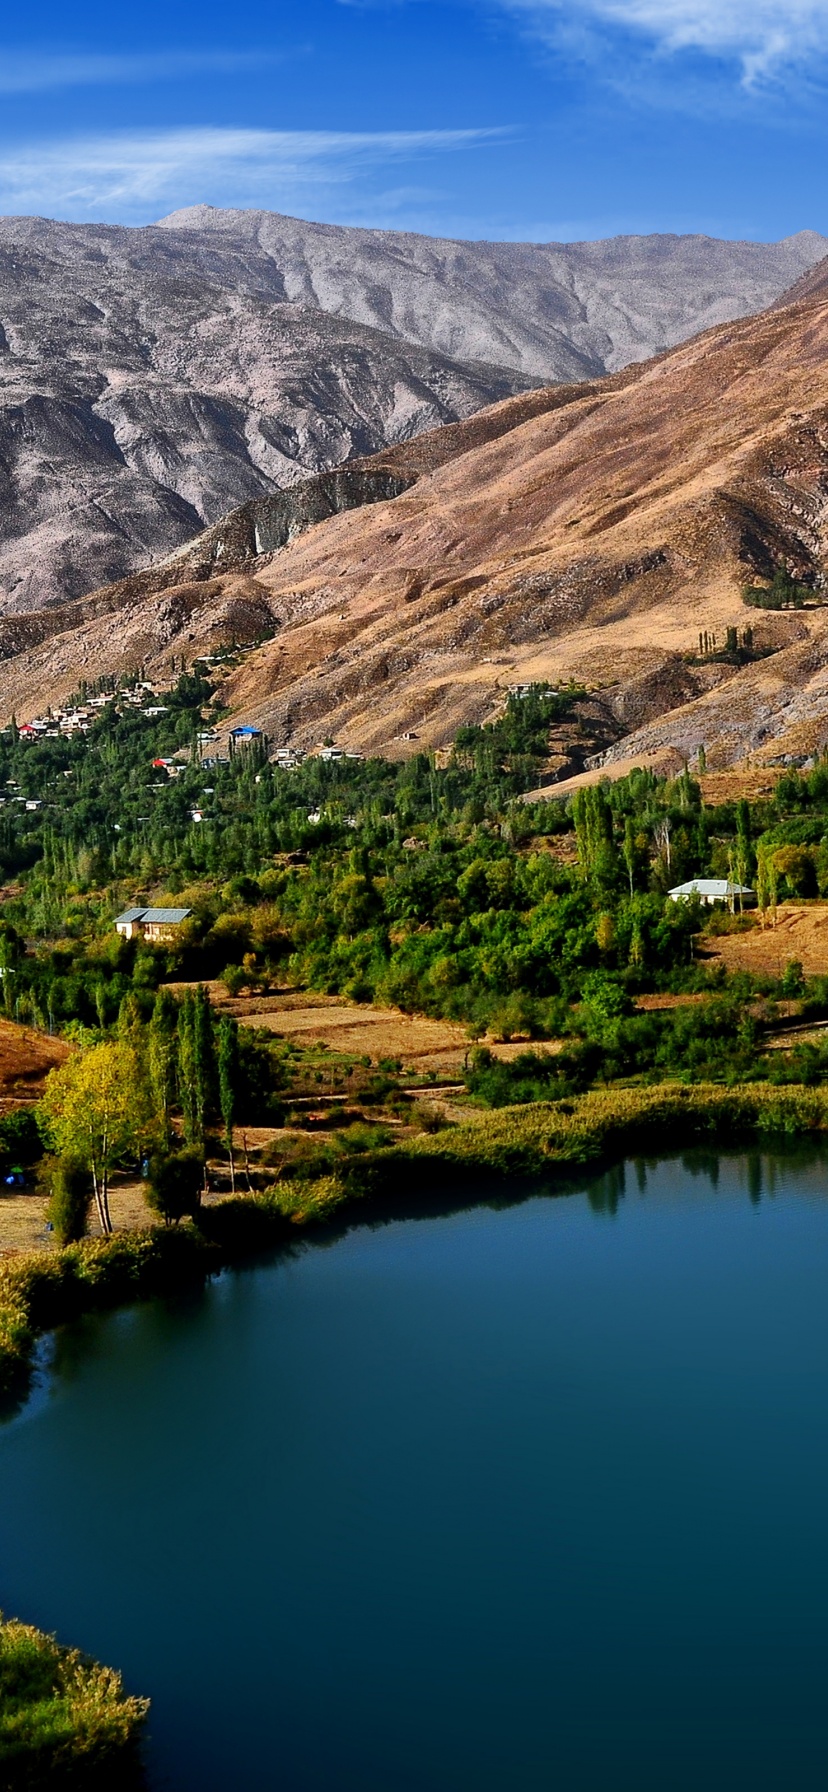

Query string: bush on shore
0 1612 148 1790
44 1158 91 1247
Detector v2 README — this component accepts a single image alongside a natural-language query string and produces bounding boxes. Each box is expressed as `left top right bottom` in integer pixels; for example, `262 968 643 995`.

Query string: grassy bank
4 1083 828 1394
0 1612 148 1790
266 1081 828 1221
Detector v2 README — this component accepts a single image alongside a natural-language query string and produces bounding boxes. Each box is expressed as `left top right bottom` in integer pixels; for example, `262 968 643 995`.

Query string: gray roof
141 907 192 924
668 879 753 896
114 906 192 925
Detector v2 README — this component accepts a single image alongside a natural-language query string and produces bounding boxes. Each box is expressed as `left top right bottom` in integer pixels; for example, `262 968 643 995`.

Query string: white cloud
506 0 828 82
0 49 285 94
0 127 501 223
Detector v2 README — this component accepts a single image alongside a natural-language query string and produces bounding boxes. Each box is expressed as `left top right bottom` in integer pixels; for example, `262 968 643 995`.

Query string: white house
114 906 192 942
668 878 755 909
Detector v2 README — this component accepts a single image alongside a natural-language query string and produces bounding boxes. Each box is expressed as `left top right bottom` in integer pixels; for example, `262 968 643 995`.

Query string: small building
668 878 755 909
114 906 192 942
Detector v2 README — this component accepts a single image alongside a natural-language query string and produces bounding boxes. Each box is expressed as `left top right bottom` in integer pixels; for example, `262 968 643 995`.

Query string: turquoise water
2 1152 828 1790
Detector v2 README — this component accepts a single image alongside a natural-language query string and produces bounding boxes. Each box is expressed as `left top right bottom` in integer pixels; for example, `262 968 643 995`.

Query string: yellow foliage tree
42 1042 147 1235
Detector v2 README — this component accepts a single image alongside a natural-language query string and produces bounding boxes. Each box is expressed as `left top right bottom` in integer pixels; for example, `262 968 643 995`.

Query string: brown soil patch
230 998 470 1065
0 1174 156 1257
167 984 473 1069
697 768 779 806
526 834 579 865
701 904 828 977
0 1019 69 1103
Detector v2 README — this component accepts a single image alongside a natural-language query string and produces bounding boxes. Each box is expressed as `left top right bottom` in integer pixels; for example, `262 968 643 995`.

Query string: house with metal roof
667 879 755 909
114 906 192 941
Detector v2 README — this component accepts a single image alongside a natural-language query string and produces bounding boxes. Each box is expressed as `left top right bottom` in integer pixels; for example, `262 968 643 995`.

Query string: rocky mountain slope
0 211 824 614
0 215 539 612
159 208 828 379
9 247 828 770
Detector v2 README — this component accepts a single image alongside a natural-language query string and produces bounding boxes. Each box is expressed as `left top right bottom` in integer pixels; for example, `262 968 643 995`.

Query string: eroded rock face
158 209 828 379
0 216 538 611
0 210 824 614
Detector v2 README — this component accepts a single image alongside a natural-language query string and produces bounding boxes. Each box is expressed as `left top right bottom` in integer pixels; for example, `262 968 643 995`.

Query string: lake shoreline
4 1080 828 1786
5 1080 828 1401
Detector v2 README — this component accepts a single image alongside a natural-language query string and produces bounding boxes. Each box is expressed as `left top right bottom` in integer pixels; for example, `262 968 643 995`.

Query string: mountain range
6 211 828 774
0 209 825 613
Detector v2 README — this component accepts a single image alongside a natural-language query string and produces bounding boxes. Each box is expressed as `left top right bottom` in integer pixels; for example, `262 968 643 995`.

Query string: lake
2 1151 828 1790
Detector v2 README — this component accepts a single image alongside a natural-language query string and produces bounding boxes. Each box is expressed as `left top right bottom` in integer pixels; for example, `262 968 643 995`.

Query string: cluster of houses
12 684 165 741
10 687 367 775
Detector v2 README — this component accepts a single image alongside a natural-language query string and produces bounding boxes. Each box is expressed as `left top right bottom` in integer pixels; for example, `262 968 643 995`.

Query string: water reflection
587 1160 626 1215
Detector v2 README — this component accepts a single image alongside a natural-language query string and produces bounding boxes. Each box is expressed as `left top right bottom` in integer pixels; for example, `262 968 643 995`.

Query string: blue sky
1 0 828 241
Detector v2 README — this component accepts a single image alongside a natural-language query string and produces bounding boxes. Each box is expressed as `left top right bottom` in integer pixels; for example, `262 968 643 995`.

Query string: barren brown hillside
10 266 828 764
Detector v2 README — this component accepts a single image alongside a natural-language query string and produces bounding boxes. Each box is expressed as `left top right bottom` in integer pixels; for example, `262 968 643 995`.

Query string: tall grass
265 1082 828 1219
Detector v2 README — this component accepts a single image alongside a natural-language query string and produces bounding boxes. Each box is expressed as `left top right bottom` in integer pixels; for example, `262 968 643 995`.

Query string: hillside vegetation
0 670 825 1097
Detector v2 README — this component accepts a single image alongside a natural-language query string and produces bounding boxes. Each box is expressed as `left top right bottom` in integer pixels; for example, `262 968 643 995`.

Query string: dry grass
0 1175 157 1259
169 982 475 1069
0 1018 68 1102
697 767 779 805
701 904 828 977
634 992 707 1011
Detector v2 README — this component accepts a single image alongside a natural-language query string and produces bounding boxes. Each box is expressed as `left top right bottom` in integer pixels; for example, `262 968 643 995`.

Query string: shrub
264 1174 350 1226
44 1157 91 1246
0 1611 148 1789
145 1149 204 1226
412 1102 450 1133
0 1109 43 1170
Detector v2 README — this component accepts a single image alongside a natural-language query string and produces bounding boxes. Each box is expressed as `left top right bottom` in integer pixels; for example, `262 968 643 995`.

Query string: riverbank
0 1611 148 1788
267 1080 828 1220
4 1081 828 1398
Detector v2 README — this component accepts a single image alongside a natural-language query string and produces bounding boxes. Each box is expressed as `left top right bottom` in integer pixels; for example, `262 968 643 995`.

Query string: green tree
146 1147 203 1225
177 990 198 1146
193 984 217 1145
44 1155 90 1245
42 1042 144 1234
217 1015 239 1193
148 989 178 1148
623 816 637 897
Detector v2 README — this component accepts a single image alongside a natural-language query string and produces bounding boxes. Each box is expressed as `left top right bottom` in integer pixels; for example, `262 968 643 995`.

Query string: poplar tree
217 1016 239 1194
148 989 178 1148
193 985 217 1145
177 990 199 1146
